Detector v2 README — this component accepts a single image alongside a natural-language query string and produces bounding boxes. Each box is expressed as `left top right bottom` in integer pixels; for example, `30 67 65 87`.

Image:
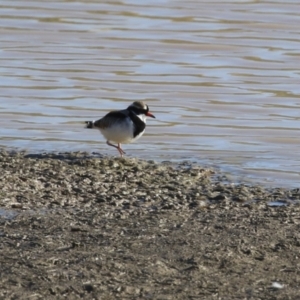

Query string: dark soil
1 151 300 299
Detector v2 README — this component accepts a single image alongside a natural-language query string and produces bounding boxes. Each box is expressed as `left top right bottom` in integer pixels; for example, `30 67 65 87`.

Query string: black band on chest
129 111 146 137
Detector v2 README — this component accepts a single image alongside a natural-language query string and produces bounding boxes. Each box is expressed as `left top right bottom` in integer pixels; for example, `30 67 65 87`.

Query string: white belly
99 119 144 144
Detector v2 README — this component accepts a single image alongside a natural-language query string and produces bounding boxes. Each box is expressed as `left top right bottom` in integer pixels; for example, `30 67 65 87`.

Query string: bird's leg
106 141 126 157
117 143 126 157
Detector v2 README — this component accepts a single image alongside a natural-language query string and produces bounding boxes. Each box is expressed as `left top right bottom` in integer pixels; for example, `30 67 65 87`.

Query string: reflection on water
0 0 300 188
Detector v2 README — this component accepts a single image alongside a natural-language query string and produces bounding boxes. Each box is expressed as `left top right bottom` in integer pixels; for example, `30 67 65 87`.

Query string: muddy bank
0 151 300 299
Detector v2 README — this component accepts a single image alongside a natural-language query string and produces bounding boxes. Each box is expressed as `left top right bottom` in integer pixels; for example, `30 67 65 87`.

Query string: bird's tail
85 121 94 129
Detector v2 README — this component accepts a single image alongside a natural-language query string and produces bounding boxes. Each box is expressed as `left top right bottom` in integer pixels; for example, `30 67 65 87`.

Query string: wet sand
1 151 300 299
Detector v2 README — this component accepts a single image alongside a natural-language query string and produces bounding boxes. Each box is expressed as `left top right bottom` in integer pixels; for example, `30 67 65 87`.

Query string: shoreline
0 149 299 211
1 150 300 298
2 145 299 189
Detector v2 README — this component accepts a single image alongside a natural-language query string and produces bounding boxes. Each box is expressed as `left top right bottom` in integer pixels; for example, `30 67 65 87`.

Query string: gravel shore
1 150 300 299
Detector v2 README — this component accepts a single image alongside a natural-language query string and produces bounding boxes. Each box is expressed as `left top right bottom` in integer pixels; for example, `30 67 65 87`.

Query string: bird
85 101 155 157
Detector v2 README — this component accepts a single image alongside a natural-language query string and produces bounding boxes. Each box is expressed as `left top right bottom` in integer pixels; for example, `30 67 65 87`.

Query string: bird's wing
93 110 129 129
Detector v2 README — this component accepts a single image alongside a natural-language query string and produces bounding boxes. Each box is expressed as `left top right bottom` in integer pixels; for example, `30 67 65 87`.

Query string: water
0 208 18 220
0 0 300 188
267 201 289 207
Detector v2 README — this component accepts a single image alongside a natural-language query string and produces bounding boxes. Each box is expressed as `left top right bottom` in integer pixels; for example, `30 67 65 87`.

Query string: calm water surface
1 0 300 188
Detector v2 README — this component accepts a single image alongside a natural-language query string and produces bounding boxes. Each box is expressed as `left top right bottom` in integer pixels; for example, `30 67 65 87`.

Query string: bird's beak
146 112 155 118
